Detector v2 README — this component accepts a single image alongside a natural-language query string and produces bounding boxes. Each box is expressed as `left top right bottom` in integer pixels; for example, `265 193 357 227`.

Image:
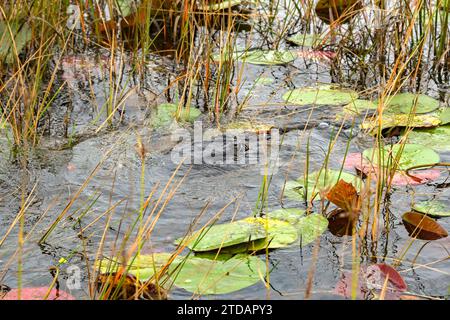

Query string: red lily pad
1 287 75 300
342 152 440 186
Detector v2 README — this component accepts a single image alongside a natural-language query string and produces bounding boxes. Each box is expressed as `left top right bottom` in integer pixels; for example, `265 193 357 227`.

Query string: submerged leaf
282 85 358 106
170 254 266 295
402 211 448 240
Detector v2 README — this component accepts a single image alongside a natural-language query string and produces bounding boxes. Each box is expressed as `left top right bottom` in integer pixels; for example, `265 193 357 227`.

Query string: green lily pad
295 214 329 246
379 93 440 114
284 169 362 202
439 108 450 125
240 50 297 65
211 49 248 63
116 0 135 17
412 200 450 218
287 33 329 47
267 209 328 246
343 99 378 115
152 103 201 127
0 20 32 64
219 217 298 253
362 144 440 171
95 253 178 281
255 76 274 85
360 113 441 132
267 208 306 224
170 254 266 295
283 85 358 106
406 125 450 152
175 220 267 252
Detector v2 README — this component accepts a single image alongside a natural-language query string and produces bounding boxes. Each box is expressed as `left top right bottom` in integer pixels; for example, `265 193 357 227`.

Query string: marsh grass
0 0 448 300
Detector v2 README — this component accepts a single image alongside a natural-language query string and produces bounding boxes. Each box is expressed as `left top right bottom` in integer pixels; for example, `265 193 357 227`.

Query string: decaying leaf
402 211 448 240
326 179 361 213
327 208 357 236
96 272 167 300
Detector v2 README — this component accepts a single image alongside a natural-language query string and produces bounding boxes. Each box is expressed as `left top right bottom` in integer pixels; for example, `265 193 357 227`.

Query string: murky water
0 2 449 300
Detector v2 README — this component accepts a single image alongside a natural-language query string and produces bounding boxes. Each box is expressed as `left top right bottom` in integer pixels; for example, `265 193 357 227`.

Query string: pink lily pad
342 152 440 186
2 287 76 300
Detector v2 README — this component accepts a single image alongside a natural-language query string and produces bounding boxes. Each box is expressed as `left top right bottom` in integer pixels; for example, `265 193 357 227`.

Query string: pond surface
0 1 449 300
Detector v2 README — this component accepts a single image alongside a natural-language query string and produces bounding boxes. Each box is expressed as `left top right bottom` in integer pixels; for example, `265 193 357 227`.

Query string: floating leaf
170 254 266 295
343 152 441 186
267 208 306 224
362 144 440 171
241 217 298 248
326 179 360 213
295 214 329 246
402 211 448 240
361 113 441 132
266 209 328 246
241 50 297 65
343 99 378 116
315 0 362 24
380 93 440 114
0 20 32 64
1 287 75 300
284 169 362 202
327 208 356 236
198 0 246 11
219 217 299 253
406 126 450 152
151 103 201 128
439 108 450 125
96 253 178 281
175 220 267 252
412 200 450 218
287 33 330 47
282 85 358 106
